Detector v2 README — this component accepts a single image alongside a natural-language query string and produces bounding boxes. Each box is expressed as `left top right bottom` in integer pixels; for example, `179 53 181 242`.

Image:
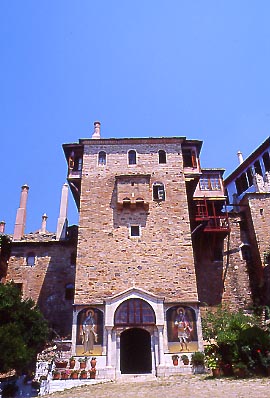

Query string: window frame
26 252 36 267
158 150 167 164
153 182 166 201
98 151 107 166
199 175 221 191
128 150 137 165
114 298 156 326
129 224 141 238
182 148 197 168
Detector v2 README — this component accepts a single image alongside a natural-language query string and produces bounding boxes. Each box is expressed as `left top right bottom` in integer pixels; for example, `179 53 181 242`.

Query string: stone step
117 373 156 382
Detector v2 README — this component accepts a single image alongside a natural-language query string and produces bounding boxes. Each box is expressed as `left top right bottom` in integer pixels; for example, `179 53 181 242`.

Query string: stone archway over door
120 328 152 374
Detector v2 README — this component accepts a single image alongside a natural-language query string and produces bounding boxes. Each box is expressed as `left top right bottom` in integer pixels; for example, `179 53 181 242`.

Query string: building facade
1 123 268 378
224 137 270 307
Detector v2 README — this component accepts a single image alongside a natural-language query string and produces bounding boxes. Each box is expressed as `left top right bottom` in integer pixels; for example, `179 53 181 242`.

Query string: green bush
202 307 270 374
191 351 205 366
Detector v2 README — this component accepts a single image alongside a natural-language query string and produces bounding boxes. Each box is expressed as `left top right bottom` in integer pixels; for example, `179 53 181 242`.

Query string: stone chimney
91 121 101 139
0 221 6 234
13 184 29 240
56 183 68 240
237 151 244 164
40 213 48 234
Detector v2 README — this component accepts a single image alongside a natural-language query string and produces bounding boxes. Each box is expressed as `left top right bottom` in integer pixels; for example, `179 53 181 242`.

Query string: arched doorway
120 328 152 374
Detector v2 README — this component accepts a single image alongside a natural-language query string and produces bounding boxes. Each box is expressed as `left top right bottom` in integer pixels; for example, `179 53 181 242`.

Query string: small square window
130 225 140 237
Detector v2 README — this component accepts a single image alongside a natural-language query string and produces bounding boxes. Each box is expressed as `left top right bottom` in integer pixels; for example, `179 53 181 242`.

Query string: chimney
0 221 6 234
40 213 48 234
13 184 29 240
56 183 68 240
237 151 244 164
91 121 101 139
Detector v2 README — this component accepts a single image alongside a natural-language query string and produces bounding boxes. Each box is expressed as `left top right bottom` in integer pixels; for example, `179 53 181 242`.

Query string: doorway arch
120 328 152 374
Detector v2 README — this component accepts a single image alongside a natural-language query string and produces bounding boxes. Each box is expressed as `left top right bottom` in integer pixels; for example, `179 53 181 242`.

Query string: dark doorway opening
120 328 152 374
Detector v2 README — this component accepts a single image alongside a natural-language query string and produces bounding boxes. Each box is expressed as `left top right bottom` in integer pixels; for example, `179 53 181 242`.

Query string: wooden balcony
194 199 230 233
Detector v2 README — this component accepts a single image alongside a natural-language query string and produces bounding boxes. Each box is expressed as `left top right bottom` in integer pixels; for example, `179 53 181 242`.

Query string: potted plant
90 357 97 368
191 351 205 373
206 353 221 377
52 370 60 380
70 370 79 379
262 354 270 376
61 370 69 380
78 356 88 369
181 354 190 365
233 362 248 378
90 367 96 379
172 354 179 366
80 369 88 379
69 356 76 369
54 359 68 369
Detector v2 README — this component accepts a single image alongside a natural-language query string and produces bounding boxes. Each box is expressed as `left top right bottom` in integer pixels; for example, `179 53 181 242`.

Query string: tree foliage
202 306 270 372
0 282 49 373
201 306 257 344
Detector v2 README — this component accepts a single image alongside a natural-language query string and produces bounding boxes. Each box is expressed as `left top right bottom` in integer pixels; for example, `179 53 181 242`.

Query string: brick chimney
13 184 29 240
0 221 6 234
56 183 68 240
91 121 101 139
40 213 48 234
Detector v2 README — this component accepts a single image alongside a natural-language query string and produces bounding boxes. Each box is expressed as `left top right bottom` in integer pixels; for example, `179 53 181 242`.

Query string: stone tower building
2 123 269 379
63 123 204 377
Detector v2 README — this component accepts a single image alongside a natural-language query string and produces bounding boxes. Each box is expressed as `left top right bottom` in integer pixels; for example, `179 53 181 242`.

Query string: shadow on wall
37 230 77 337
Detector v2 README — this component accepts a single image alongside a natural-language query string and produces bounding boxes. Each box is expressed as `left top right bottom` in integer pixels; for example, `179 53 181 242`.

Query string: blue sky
1 1 270 234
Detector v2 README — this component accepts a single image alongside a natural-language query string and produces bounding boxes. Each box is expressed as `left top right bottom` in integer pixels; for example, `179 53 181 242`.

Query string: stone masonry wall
242 193 270 304
245 193 270 265
222 214 253 309
193 214 252 310
7 239 76 336
74 141 198 304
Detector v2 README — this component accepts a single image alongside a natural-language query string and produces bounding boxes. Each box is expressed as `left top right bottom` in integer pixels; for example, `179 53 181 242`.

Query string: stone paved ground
44 375 270 398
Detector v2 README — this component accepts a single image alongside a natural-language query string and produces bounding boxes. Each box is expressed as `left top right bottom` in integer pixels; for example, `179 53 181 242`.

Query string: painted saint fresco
166 306 198 353
76 307 103 356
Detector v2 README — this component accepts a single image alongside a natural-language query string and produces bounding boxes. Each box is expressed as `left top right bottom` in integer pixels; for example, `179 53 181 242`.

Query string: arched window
153 182 165 201
114 299 155 326
65 283 75 300
158 150 166 164
98 151 106 165
26 252 35 266
128 150 137 165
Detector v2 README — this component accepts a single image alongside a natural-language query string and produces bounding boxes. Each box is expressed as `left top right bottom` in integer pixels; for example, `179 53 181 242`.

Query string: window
210 177 221 190
73 157 82 171
199 175 221 191
246 168 253 187
130 225 140 237
158 150 166 164
128 150 137 165
199 177 211 190
65 283 75 300
114 299 155 325
263 152 270 172
254 160 262 176
182 149 197 168
26 252 35 266
153 182 165 201
236 170 255 194
241 245 252 262
98 151 106 165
